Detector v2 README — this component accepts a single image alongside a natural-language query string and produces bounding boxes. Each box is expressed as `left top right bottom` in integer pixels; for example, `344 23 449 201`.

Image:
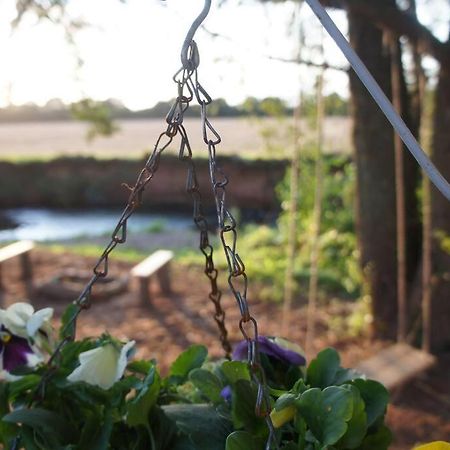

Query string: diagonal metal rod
305 0 450 202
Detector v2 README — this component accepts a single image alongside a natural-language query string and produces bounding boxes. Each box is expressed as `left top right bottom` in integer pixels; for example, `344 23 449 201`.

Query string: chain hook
181 0 212 70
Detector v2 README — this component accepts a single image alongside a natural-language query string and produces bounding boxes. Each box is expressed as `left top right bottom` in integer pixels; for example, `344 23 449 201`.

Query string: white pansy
26 307 53 337
67 340 136 390
0 303 34 338
0 303 53 340
0 369 23 382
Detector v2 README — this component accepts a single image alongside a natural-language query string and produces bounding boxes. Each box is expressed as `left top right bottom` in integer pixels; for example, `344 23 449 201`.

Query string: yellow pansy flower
414 442 450 450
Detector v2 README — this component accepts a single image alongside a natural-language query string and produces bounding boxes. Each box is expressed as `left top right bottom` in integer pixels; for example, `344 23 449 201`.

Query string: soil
1 249 449 450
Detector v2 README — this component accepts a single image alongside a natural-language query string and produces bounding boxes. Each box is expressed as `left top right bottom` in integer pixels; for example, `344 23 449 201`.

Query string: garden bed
1 248 449 449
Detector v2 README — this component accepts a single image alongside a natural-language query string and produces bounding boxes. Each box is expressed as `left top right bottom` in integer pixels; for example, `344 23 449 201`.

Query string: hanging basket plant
3 0 449 448
0 302 392 450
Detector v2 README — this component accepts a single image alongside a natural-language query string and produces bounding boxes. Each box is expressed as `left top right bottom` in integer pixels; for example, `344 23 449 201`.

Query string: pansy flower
67 339 136 390
220 385 232 403
233 336 306 367
0 302 54 353
233 336 306 389
0 325 39 375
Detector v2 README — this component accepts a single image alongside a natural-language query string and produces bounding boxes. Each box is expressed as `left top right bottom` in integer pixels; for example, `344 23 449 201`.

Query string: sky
0 0 448 111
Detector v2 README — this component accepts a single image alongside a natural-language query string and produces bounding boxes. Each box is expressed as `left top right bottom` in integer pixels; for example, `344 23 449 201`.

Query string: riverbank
0 155 287 215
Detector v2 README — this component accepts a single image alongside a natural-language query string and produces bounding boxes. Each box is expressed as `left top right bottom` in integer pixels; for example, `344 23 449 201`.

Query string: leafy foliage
240 154 361 302
0 304 390 450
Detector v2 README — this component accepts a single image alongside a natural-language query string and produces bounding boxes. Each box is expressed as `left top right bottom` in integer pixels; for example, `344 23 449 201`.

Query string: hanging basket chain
177 123 232 358
11 51 235 450
181 37 279 448
10 123 173 450
11 3 274 448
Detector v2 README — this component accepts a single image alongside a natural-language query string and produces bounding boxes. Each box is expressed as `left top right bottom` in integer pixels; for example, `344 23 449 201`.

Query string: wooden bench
0 240 35 302
355 343 436 390
131 250 174 305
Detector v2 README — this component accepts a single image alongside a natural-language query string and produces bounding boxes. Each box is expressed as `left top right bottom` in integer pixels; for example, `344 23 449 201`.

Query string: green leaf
292 378 309 395
168 345 208 384
351 379 389 427
221 361 251 384
298 386 353 446
127 359 153 375
20 426 41 450
231 380 267 436
89 409 114 450
337 385 367 449
60 338 96 369
70 408 113 450
334 367 363 385
226 431 260 450
8 375 40 401
163 404 232 450
127 365 161 427
307 348 341 389
274 393 297 411
359 424 392 450
280 444 298 450
0 383 17 447
3 408 76 444
60 303 80 340
77 411 104 450
189 369 223 403
58 379 111 408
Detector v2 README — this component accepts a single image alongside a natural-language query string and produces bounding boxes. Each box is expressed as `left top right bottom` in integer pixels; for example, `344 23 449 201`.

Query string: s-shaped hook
181 0 212 70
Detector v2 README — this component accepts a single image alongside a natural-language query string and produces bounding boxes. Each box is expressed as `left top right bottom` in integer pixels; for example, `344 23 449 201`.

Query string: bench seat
131 250 174 305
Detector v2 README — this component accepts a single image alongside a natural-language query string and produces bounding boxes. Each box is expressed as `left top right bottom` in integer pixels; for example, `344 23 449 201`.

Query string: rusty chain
11 3 277 448
177 122 232 358
181 37 278 450
38 66 232 366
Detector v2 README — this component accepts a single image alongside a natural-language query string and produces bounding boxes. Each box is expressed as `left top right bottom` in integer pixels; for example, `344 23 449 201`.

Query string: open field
0 117 352 159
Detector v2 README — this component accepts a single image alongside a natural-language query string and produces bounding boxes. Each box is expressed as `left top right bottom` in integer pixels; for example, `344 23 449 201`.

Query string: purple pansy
0 325 35 372
233 336 306 367
220 385 232 402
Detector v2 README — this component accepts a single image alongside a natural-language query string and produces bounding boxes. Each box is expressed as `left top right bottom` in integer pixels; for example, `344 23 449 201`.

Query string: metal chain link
177 128 232 357
11 4 276 447
182 41 279 450
11 47 233 450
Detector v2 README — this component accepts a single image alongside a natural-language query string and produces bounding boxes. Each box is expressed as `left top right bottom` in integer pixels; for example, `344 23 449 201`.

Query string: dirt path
1 249 449 449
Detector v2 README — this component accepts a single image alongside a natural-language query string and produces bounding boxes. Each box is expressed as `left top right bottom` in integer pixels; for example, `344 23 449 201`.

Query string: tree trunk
348 0 398 339
430 63 450 351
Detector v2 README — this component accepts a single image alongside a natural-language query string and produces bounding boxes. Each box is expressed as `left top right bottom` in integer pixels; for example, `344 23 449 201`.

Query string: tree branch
267 54 348 72
201 25 348 71
319 0 450 64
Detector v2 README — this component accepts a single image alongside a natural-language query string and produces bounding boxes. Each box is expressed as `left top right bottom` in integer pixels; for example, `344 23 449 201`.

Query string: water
0 208 193 242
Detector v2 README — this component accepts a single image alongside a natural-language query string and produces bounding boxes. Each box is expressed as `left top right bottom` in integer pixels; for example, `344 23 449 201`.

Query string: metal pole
305 0 450 202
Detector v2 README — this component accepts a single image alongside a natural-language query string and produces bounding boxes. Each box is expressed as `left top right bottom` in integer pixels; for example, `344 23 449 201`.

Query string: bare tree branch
267 54 348 71
319 0 450 64
201 25 348 71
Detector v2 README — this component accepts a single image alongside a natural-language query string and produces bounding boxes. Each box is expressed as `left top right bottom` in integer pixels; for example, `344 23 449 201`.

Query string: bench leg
0 264 4 307
20 253 34 300
157 264 171 295
20 253 33 281
138 277 151 306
